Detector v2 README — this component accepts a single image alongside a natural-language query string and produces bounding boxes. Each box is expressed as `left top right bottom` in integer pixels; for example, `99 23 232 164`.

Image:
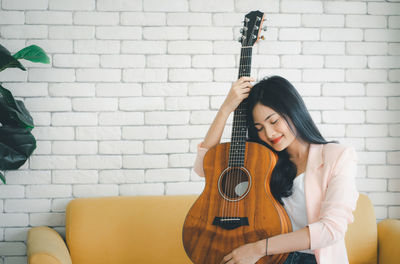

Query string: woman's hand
220 241 265 264
221 76 255 115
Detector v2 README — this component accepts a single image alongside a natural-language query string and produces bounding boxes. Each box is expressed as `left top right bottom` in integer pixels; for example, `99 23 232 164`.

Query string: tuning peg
260 36 265 40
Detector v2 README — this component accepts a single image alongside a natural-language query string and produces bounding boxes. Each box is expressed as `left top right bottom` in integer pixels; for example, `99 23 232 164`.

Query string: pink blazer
193 142 359 264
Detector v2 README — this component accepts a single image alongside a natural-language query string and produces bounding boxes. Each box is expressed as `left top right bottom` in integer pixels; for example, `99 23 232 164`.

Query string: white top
281 172 314 255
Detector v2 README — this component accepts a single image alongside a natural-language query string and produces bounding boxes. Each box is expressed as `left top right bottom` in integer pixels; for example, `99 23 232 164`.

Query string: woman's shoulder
320 142 357 163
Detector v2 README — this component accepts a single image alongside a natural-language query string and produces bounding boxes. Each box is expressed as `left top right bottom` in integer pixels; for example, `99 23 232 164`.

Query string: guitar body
182 142 292 264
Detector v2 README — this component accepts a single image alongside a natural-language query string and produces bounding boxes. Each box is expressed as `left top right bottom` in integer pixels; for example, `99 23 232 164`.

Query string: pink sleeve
193 142 209 177
308 147 359 250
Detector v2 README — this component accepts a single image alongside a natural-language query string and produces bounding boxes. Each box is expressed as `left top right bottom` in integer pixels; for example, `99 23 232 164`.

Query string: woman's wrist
254 238 268 257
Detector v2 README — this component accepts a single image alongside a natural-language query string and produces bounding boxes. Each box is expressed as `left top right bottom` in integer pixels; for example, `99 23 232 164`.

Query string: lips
271 136 282 144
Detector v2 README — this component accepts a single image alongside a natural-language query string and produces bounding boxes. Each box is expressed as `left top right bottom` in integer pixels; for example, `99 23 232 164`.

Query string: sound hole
218 167 250 201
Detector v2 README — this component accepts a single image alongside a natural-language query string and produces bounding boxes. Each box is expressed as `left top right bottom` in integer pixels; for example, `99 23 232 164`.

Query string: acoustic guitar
182 11 292 264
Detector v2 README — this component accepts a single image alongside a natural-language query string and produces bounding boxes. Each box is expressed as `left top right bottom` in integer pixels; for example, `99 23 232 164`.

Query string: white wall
0 0 399 262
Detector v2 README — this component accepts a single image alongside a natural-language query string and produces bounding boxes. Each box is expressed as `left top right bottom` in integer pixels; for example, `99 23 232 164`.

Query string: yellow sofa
27 194 399 264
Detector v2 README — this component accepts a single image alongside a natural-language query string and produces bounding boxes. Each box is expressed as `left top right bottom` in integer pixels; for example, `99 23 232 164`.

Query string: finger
222 254 232 263
238 76 255 82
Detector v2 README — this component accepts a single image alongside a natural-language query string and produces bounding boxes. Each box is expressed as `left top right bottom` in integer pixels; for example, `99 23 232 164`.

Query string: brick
388 152 400 164
52 141 97 154
1 39 26 52
168 41 212 54
49 83 95 97
303 69 344 82
53 170 98 184
97 0 142 11
303 41 344 55
146 168 189 182
122 126 167 140
77 156 122 169
346 69 387 82
258 41 301 55
303 14 344 27
120 97 164 111
2 0 48 10
346 97 386 110
189 27 232 40
326 56 367 68
29 69 75 82
26 11 71 24
281 55 323 68
389 16 400 29
30 156 76 169
213 41 242 54
369 192 400 205
347 15 386 28
49 0 94 10
144 26 187 40
144 0 187 11
74 12 119 25
190 0 234 12
143 83 187 97
53 54 99 68
123 155 168 169
76 127 121 140
33 127 74 140
367 83 400 96
101 55 145 68
188 82 229 96
76 69 121 82
169 69 213 82
0 11 24 24
123 69 167 82
368 2 400 15
99 141 143 154
260 14 300 27
145 111 190 125
347 42 388 55
96 26 141 40
72 98 118 112
367 138 400 151
120 183 164 196
99 170 144 184
389 69 400 82
322 111 365 123
324 1 367 14
169 153 196 167
99 112 144 126
52 113 97 126
390 125 400 136
322 83 365 96
4 83 48 97
168 13 211 26
121 12 166 26
49 26 94 39
1 25 47 38
27 39 72 53
389 97 400 109
322 29 363 41
75 40 120 54
0 186 24 199
357 151 386 164
365 29 400 42
388 43 400 55
316 124 345 137
165 182 205 195
258 69 301 82
235 0 279 13
367 111 400 123
145 140 189 154
30 213 65 226
389 207 400 219
347 124 388 137
4 171 51 185
389 179 400 191
147 55 191 68
5 200 50 213
193 55 235 68
280 28 319 41
73 185 119 197
356 179 387 192
4 228 30 241
31 112 51 126
24 98 71 112
304 97 344 110
96 83 141 97
168 125 209 139
26 185 71 198
166 97 209 111
369 56 400 68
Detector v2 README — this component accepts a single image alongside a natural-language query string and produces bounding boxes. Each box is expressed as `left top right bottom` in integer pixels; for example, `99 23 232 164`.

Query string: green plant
0 44 50 183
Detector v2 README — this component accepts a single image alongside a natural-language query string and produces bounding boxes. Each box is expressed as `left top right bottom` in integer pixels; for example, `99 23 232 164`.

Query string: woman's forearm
201 108 231 149
255 226 311 256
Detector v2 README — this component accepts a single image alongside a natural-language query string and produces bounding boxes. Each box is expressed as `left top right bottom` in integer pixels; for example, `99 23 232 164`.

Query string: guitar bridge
212 217 249 230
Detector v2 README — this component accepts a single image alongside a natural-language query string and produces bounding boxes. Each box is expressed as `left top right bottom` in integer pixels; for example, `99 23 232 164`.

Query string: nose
264 125 277 141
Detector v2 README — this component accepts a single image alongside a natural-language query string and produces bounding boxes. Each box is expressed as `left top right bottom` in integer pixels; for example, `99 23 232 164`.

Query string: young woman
193 76 359 264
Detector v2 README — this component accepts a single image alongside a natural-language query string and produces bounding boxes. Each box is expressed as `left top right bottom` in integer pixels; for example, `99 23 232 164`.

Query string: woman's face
252 103 296 151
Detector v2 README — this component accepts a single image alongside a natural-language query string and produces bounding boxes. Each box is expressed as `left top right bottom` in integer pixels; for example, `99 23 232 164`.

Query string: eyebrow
254 113 276 125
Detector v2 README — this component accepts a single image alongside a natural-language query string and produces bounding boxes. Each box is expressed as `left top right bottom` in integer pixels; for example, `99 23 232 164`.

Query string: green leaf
13 45 50 64
0 171 5 184
0 84 34 130
0 44 26 72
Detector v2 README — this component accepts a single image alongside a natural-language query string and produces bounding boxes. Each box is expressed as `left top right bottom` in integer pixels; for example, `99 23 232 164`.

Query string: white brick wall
0 0 399 261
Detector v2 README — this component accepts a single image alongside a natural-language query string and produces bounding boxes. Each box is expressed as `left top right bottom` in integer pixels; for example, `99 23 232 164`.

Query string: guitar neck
228 46 253 167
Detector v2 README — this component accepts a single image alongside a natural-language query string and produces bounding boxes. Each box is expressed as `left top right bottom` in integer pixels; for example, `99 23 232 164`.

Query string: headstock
238 10 267 47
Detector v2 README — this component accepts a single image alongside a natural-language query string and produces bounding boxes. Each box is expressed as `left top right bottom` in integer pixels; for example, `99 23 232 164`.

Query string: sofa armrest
378 219 400 264
27 226 72 264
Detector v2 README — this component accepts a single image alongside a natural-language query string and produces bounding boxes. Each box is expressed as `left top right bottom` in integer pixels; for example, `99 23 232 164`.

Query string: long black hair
246 76 337 205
